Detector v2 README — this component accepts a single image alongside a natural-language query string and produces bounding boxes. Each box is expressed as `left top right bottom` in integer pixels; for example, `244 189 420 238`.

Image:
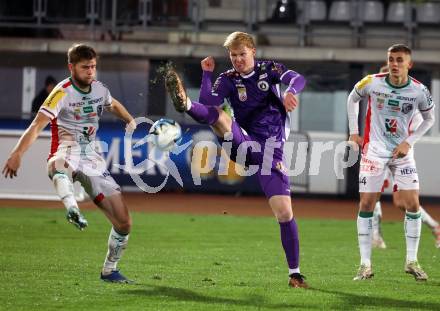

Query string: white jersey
39 77 112 159
353 73 434 158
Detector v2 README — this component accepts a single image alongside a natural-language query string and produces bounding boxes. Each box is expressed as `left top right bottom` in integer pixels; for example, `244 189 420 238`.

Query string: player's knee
274 207 293 222
213 109 232 134
47 157 73 179
359 199 376 212
115 218 131 234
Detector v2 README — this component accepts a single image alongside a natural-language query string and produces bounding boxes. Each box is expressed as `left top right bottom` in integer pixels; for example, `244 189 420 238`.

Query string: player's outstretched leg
165 70 220 125
52 172 88 230
372 201 386 249
165 70 188 112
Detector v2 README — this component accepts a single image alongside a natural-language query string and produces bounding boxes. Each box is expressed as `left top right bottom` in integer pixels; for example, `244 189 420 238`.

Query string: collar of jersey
239 70 255 78
69 77 92 94
385 75 411 89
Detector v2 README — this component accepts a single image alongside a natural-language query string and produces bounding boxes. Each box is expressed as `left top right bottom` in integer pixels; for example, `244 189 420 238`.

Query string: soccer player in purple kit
165 32 308 288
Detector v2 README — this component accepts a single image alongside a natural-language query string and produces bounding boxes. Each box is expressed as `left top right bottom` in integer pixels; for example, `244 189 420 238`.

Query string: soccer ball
149 118 182 151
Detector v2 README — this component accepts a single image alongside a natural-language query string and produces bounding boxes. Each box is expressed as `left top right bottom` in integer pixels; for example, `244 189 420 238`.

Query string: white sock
420 206 439 230
289 268 300 275
405 211 422 263
103 227 129 274
372 201 382 237
52 173 78 210
357 213 373 267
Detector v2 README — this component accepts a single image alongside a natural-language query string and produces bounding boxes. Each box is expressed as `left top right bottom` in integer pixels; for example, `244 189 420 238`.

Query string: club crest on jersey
237 86 247 101
385 118 397 134
401 103 413 114
257 80 269 91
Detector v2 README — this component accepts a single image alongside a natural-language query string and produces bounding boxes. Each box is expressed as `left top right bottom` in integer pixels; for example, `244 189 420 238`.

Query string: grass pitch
0 207 439 311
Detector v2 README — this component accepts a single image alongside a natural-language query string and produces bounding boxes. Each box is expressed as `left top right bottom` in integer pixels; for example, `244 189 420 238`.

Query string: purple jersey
199 60 306 142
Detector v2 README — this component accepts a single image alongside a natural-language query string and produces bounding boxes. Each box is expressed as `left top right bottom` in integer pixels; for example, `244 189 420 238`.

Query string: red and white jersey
39 77 112 159
354 73 434 158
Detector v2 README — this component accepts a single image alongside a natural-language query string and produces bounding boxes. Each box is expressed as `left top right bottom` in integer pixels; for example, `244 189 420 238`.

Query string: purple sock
279 218 300 269
187 101 219 125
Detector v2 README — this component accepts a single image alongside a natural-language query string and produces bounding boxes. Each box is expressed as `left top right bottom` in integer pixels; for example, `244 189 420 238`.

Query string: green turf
0 207 439 311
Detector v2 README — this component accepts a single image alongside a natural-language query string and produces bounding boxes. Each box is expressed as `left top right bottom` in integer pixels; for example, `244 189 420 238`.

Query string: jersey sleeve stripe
39 107 56 119
280 70 293 80
420 105 434 112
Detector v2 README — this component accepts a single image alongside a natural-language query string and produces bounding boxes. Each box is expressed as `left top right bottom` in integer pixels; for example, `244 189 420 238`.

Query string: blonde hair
223 32 255 50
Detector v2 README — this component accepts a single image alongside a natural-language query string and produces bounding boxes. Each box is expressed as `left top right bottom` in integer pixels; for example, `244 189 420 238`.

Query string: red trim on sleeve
362 97 372 153
410 77 421 84
47 118 59 160
62 81 72 88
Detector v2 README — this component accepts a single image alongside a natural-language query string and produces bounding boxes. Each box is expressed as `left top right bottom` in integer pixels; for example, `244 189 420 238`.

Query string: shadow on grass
119 284 317 310
310 288 440 310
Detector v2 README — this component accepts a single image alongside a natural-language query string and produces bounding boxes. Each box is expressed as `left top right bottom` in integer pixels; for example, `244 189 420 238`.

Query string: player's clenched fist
283 92 298 112
201 56 215 72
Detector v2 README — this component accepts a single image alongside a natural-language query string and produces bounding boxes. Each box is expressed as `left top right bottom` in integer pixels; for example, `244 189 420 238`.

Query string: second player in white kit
347 44 435 281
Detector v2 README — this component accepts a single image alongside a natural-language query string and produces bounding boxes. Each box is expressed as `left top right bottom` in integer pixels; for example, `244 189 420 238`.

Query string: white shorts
47 146 120 204
359 154 419 193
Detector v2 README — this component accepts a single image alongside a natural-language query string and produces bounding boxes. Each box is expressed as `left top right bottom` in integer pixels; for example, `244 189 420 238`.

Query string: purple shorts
218 121 290 198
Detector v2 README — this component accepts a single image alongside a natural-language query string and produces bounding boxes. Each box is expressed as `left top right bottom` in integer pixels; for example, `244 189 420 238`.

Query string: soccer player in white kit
347 44 435 281
2 44 136 283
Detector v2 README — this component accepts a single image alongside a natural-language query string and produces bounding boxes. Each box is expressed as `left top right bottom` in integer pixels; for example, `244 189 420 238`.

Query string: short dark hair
67 43 97 64
388 44 412 55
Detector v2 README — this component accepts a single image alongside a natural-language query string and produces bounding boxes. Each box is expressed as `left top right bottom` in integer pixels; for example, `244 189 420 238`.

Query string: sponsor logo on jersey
387 99 399 107
385 118 397 133
43 89 66 109
259 73 268 79
372 91 393 98
87 96 104 105
257 80 269 91
377 98 385 110
396 95 416 102
400 167 417 175
360 158 381 174
74 108 82 120
83 106 94 113
401 103 413 114
69 101 85 107
387 99 401 112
